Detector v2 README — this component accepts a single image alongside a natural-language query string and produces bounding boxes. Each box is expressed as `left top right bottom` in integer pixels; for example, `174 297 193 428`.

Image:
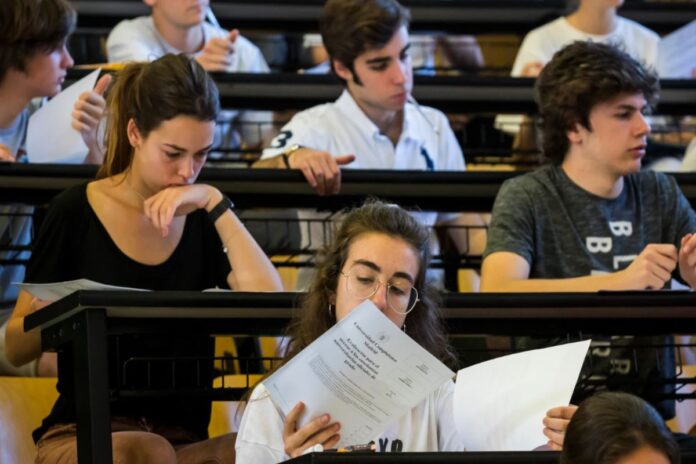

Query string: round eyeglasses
341 266 419 315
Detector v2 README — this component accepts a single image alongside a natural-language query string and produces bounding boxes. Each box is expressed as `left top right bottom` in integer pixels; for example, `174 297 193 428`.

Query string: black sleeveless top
26 183 231 442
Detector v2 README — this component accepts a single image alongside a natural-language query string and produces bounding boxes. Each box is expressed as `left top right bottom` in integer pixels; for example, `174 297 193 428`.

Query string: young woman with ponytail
6 53 282 463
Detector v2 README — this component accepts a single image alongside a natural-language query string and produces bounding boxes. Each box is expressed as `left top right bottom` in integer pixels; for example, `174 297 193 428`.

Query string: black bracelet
208 195 234 224
281 152 292 169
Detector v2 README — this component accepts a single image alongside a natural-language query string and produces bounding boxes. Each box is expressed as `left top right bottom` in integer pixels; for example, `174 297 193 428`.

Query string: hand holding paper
72 73 112 163
262 300 455 448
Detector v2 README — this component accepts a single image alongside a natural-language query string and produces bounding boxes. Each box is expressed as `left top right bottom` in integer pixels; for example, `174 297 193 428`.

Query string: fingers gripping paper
262 300 455 448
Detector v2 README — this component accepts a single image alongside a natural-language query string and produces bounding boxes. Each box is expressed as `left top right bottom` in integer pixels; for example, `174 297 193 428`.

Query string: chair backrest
0 376 58 463
208 374 263 437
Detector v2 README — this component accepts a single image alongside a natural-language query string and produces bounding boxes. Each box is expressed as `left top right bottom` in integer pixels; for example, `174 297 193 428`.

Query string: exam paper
263 300 455 447
454 340 590 451
26 69 101 164
16 278 148 301
658 19 696 78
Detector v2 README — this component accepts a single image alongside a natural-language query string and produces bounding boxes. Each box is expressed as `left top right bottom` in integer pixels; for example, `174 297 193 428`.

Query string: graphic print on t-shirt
586 220 639 272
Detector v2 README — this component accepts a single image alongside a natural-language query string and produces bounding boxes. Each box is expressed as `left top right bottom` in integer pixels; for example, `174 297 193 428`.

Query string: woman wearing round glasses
235 201 574 463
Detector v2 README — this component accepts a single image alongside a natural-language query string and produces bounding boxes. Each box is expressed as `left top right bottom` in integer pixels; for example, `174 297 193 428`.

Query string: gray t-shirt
485 164 696 278
485 164 696 419
0 108 33 318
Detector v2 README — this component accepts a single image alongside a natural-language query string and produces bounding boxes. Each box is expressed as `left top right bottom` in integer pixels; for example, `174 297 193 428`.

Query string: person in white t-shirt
107 0 272 150
253 0 485 290
512 0 658 78
499 0 660 152
235 201 575 463
0 0 109 377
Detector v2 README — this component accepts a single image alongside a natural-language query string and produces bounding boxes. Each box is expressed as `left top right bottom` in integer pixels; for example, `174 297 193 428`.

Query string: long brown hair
97 54 220 179
283 200 457 370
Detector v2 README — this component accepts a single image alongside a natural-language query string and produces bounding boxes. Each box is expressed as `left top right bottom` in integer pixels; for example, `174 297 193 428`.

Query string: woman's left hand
143 184 221 237
542 405 577 450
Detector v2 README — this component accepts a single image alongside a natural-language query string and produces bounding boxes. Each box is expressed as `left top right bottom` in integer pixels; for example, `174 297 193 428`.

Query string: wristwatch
281 144 303 169
208 195 234 224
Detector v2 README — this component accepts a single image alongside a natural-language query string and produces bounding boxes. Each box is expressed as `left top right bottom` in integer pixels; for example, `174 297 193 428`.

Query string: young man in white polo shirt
254 0 484 289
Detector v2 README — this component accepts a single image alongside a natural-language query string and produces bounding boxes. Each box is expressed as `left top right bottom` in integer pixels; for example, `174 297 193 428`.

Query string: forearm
214 209 283 291
5 292 43 366
481 272 630 293
252 154 286 169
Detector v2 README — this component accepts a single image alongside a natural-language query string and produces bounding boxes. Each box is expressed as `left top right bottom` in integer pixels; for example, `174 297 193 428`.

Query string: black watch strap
208 195 234 224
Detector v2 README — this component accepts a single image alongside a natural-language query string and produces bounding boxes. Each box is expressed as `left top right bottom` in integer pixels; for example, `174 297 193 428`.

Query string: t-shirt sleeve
261 112 324 159
24 191 82 284
235 383 288 464
483 177 537 265
510 31 545 77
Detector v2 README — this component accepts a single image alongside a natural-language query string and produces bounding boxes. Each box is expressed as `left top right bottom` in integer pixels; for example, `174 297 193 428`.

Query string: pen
326 442 376 453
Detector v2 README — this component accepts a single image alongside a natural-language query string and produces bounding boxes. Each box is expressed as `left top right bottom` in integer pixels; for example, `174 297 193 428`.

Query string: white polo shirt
262 90 465 174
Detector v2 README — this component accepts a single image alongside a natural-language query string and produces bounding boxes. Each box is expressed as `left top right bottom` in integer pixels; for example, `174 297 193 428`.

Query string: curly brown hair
535 41 659 164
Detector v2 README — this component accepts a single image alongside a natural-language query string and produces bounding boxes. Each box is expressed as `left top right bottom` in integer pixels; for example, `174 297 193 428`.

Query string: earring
402 322 407 333
328 304 334 318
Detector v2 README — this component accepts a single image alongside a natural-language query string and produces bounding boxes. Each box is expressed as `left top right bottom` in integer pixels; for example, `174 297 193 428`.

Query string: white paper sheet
658 19 696 78
262 300 455 447
454 340 590 451
26 69 101 164
16 278 148 301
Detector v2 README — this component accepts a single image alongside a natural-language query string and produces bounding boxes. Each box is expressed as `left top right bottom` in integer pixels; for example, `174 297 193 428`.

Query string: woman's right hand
283 402 341 458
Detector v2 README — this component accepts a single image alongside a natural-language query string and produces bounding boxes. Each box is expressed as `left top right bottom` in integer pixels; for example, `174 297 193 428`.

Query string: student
561 392 679 464
499 0 660 154
6 54 283 463
107 0 272 149
481 41 696 420
253 0 485 288
0 0 109 376
106 0 267 73
235 200 574 462
482 41 696 292
512 0 658 78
